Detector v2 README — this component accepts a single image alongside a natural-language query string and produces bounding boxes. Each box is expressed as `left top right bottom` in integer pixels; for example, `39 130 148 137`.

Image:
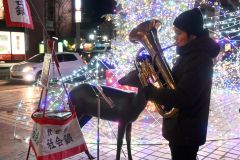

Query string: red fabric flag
3 0 34 29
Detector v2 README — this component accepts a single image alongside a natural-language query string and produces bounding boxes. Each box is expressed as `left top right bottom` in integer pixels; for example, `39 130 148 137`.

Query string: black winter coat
146 34 220 145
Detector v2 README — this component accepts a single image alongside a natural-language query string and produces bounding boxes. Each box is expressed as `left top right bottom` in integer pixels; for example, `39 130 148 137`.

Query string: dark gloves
142 83 156 100
143 83 174 111
119 70 175 111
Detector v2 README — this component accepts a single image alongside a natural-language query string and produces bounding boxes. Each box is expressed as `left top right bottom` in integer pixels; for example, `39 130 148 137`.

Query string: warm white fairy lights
206 8 240 92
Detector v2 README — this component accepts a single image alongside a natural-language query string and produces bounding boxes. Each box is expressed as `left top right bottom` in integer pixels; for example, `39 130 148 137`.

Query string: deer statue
69 69 147 160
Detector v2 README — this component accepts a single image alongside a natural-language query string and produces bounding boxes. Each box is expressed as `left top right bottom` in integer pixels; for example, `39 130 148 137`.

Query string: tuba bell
129 19 179 118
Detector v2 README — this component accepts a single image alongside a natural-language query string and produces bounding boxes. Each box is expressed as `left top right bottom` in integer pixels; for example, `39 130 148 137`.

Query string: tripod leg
126 123 132 160
116 122 126 160
26 145 31 160
85 149 95 160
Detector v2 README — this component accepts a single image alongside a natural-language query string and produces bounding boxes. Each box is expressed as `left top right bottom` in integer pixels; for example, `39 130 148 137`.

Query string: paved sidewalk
0 122 32 160
0 86 240 160
0 119 240 160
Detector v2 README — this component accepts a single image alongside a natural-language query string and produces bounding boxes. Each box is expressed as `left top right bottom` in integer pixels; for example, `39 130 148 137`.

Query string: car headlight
22 66 34 72
10 65 14 71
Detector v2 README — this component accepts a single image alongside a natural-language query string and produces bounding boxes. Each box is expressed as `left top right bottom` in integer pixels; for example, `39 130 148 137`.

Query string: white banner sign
30 113 87 160
3 0 34 29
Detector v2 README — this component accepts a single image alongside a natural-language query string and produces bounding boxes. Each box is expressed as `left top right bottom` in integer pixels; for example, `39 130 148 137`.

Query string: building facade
0 0 76 62
0 0 115 62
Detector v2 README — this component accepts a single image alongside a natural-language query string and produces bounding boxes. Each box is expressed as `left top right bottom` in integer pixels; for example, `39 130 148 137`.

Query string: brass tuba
129 19 179 118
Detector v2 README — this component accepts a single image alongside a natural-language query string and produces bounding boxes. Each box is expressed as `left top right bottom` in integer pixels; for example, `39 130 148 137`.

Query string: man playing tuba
142 8 220 160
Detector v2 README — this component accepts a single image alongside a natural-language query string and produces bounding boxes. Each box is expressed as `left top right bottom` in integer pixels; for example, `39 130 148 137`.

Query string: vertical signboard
40 53 51 88
3 0 34 29
11 32 25 60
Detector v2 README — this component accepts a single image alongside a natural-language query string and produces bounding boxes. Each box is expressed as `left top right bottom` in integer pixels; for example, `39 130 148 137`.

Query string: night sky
82 0 116 26
81 0 239 29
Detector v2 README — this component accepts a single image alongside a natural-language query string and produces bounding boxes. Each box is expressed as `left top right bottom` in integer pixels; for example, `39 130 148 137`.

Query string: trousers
169 143 199 160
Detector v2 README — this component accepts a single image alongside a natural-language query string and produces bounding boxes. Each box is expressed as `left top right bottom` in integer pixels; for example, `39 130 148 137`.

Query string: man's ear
190 35 197 40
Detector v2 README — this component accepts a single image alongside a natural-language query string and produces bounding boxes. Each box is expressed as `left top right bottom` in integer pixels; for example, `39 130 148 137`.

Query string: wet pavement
0 80 240 160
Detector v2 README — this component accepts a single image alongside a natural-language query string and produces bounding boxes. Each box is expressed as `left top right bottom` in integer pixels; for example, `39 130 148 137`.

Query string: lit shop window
0 31 25 61
0 31 11 54
11 32 25 54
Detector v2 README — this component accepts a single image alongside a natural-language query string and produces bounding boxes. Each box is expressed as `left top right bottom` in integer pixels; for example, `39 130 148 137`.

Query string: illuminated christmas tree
211 9 240 92
111 0 195 72
60 0 239 93
61 0 195 86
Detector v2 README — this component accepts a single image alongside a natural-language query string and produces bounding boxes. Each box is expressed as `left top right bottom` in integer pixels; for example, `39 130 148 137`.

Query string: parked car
92 45 111 54
79 46 112 63
10 52 86 82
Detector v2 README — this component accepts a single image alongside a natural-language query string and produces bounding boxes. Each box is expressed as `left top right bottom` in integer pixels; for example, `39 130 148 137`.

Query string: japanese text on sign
15 0 25 15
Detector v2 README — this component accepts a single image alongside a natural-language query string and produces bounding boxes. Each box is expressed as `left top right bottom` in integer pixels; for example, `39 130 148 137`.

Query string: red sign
3 0 34 29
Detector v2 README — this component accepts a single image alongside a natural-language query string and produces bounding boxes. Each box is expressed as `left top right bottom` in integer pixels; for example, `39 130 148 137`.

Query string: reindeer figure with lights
69 19 179 160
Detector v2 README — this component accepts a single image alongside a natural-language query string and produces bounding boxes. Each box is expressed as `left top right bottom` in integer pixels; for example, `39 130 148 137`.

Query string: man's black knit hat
173 8 204 37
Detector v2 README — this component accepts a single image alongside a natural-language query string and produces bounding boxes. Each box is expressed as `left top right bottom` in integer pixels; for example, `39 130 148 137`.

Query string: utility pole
75 0 81 51
44 0 55 53
43 0 47 53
